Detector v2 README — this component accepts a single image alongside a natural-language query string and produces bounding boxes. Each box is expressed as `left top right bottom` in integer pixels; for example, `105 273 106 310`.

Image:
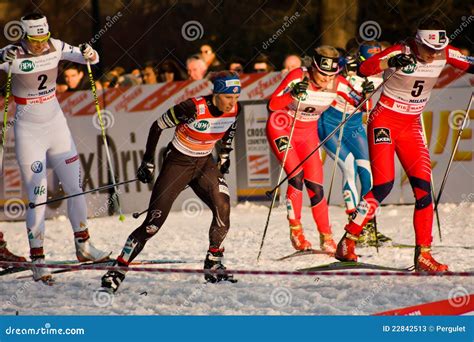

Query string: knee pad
304 180 324 206
371 181 394 203
288 170 304 191
409 177 432 209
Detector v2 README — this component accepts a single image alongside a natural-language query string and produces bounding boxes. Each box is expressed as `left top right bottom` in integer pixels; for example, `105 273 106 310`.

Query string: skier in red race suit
335 18 473 272
267 45 374 253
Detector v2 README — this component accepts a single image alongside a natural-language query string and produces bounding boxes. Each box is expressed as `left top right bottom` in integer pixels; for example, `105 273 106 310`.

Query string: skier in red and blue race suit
318 40 393 247
266 45 374 253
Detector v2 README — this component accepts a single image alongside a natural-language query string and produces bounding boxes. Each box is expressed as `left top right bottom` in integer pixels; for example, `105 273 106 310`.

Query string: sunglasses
26 32 51 43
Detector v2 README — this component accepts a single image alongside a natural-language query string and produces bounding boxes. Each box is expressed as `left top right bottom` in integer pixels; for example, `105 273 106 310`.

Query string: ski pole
132 209 148 219
28 178 138 209
84 55 125 222
434 93 474 211
0 62 12 174
365 99 379 253
266 69 397 198
257 85 306 261
419 113 442 241
132 184 190 219
326 101 348 204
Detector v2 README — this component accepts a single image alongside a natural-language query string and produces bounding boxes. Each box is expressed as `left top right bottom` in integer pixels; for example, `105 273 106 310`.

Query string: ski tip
119 214 126 222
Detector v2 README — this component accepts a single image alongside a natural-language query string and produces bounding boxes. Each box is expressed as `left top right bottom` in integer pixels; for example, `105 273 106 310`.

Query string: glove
217 149 232 174
1 46 17 63
361 79 375 97
79 43 95 61
137 160 155 183
387 53 416 68
291 77 309 99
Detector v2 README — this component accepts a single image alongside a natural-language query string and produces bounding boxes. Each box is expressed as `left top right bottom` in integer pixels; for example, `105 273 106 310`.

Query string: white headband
416 29 449 50
20 16 49 36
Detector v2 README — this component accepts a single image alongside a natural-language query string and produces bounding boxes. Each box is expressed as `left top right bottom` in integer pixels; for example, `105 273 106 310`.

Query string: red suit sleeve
336 76 359 107
268 68 305 111
445 45 474 74
359 44 404 76
336 76 374 109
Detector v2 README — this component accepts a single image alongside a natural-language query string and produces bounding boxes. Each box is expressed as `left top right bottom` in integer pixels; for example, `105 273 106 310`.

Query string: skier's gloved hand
137 160 155 183
1 46 18 63
79 43 95 61
361 79 375 97
291 77 309 99
387 53 416 68
217 148 232 174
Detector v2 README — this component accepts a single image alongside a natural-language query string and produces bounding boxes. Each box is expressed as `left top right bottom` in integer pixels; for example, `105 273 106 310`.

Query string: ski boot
31 257 54 285
414 246 448 272
357 218 392 247
335 232 358 262
319 233 337 254
74 230 111 262
290 224 312 251
203 248 236 283
0 241 26 262
101 262 127 293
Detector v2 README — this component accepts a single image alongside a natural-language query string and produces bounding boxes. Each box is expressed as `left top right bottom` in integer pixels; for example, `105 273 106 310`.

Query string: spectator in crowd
282 54 302 73
186 54 208 81
100 71 120 89
118 73 141 87
141 61 159 84
252 53 274 73
226 56 245 75
112 66 126 77
158 59 186 82
130 68 143 84
200 43 224 72
62 63 89 92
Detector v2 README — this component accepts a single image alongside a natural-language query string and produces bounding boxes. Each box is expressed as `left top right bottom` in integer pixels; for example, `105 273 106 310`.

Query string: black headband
312 52 341 75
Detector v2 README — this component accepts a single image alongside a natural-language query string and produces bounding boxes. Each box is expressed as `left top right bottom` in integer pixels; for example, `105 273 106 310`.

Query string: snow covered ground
1 202 473 315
